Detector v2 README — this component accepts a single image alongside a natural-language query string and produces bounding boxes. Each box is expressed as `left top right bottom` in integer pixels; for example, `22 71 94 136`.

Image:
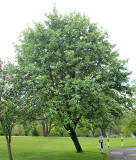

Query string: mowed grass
0 136 136 160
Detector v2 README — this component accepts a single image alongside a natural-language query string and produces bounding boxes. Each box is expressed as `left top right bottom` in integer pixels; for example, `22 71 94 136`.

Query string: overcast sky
0 0 136 80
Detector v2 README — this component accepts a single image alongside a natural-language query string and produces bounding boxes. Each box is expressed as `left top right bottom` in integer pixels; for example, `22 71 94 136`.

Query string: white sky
0 0 136 80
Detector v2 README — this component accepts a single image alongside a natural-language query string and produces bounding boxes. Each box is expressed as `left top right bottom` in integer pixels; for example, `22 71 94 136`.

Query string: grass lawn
0 136 136 160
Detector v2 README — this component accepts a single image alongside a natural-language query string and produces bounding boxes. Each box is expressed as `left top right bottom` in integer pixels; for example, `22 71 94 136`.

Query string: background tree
0 61 21 160
88 95 127 137
41 114 55 136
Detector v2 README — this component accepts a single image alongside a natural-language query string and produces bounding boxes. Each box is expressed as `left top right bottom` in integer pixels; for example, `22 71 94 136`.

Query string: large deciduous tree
15 9 132 152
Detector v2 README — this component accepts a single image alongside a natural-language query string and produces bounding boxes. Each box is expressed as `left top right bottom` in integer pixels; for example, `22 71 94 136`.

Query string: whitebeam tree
15 9 132 152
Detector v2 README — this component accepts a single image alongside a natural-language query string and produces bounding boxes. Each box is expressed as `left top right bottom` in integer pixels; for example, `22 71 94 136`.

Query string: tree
0 61 21 160
15 9 132 152
41 114 55 136
88 95 128 137
23 121 29 136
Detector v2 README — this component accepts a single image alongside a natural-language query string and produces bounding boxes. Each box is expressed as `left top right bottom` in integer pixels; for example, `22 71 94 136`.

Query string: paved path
109 148 136 160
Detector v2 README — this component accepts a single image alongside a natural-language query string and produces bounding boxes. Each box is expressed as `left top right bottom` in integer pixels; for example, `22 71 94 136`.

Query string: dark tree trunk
0 120 13 160
41 120 49 136
42 120 46 136
6 135 13 160
23 122 28 136
66 125 83 152
101 128 106 137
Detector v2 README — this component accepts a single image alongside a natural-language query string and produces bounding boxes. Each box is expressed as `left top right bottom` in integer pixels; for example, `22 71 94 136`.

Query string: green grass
0 136 136 160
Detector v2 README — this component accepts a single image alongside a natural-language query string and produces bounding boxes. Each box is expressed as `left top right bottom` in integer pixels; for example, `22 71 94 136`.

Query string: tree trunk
42 120 46 136
41 120 49 136
101 128 106 137
92 128 96 137
0 120 13 160
66 126 83 152
91 125 96 137
5 135 13 160
23 122 28 136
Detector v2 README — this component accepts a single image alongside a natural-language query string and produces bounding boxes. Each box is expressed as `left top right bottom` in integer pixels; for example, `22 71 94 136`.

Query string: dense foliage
13 9 132 152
